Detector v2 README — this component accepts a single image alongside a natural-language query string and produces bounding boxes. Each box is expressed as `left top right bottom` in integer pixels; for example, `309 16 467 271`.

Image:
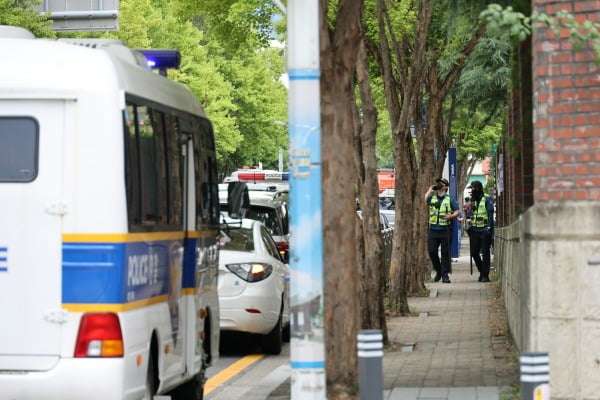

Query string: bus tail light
74 313 124 358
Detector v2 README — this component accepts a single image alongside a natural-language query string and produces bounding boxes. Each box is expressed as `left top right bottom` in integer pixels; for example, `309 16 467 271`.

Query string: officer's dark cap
470 180 483 189
436 178 449 186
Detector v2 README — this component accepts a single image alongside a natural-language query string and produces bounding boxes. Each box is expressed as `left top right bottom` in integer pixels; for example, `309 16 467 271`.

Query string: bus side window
137 106 167 226
208 154 219 224
201 158 211 223
124 105 141 226
192 135 208 226
164 114 183 227
192 117 219 227
198 118 219 225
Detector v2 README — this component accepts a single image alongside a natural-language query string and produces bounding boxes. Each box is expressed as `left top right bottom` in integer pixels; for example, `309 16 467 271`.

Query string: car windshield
379 197 395 210
221 227 254 251
245 207 282 236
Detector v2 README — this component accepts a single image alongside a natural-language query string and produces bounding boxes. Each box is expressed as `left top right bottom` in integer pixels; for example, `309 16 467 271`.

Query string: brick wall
532 0 600 202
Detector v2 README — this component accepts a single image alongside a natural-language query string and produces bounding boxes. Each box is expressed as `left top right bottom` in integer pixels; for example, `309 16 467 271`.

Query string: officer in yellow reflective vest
424 178 459 283
467 180 495 282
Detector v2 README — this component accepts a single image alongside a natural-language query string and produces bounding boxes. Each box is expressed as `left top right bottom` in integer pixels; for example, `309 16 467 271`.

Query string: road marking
204 354 264 395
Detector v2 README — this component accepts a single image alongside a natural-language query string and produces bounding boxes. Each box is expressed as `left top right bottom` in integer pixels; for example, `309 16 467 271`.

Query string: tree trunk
372 1 487 306
379 0 435 314
354 40 388 344
320 0 364 398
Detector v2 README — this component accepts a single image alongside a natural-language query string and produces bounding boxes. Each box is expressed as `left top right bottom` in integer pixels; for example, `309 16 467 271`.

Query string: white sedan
218 218 290 355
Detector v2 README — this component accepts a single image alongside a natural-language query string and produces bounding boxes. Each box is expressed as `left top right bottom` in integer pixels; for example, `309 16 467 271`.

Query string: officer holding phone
424 178 459 283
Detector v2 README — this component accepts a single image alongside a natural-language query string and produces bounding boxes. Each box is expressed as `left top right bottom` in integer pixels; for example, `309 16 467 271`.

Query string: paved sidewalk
265 238 520 400
380 239 519 399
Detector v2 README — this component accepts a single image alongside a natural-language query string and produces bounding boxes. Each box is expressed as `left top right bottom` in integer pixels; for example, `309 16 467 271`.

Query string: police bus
0 26 220 400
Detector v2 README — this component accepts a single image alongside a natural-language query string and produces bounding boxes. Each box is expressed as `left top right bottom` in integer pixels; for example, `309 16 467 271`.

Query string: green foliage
480 4 531 43
103 0 241 161
451 34 511 118
0 0 55 38
188 0 279 53
214 46 288 168
369 75 394 169
166 0 287 167
432 1 493 82
362 0 416 53
362 0 415 169
485 176 495 191
480 4 600 64
99 0 288 167
16 0 287 168
535 9 600 64
454 117 502 163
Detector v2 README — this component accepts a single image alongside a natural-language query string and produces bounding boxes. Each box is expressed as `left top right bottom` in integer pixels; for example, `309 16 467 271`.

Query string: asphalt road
204 332 290 400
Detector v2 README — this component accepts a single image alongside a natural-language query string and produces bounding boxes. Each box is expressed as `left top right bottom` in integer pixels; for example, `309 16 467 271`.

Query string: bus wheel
170 371 205 400
144 346 158 400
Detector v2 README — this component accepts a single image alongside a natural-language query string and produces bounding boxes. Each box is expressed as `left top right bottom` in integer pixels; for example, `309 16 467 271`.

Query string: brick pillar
533 0 600 202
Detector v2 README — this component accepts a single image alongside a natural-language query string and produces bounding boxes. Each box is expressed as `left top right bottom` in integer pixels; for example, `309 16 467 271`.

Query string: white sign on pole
37 0 119 32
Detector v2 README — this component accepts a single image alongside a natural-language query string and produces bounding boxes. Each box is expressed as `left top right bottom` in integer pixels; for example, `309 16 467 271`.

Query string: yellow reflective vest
429 195 452 227
472 194 490 228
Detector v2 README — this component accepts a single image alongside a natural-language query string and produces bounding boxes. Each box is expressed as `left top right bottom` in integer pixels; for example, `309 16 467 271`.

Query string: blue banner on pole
448 148 459 259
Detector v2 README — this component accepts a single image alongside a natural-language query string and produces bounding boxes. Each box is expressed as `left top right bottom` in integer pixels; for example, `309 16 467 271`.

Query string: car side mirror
227 182 250 219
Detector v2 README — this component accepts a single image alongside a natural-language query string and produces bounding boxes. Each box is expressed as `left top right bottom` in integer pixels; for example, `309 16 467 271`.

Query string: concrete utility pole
286 0 326 399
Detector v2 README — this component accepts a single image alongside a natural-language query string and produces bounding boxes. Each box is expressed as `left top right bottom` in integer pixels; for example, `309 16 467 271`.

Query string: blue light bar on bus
136 49 181 71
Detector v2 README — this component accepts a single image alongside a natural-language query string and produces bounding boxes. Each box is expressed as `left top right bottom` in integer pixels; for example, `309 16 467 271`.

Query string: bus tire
144 344 158 400
170 371 205 400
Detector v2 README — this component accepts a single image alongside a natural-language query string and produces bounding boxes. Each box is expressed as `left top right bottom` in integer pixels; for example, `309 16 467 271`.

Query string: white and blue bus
0 26 220 399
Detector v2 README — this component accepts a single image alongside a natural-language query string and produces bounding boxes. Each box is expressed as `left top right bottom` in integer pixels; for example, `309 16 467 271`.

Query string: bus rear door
0 100 66 371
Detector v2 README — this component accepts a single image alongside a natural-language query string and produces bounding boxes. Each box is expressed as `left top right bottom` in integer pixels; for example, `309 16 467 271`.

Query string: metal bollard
520 352 550 400
357 329 383 400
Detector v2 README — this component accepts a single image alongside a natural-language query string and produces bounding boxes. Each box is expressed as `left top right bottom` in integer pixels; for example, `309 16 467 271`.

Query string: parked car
220 191 290 262
379 190 395 228
356 210 394 277
379 212 394 276
218 218 290 354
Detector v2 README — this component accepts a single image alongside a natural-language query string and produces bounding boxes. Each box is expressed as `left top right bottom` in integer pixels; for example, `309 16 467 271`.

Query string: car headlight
226 263 273 282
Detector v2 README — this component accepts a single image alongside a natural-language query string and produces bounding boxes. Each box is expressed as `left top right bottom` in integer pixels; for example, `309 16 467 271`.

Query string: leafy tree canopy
481 3 600 64
214 45 288 170
187 0 280 54
0 0 55 38
106 0 243 160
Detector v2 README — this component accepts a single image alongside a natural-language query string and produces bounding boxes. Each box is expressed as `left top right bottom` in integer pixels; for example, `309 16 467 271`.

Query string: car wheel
261 313 283 355
282 321 290 343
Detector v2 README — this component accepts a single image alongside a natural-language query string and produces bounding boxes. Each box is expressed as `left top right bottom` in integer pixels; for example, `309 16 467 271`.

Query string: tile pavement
379 239 519 399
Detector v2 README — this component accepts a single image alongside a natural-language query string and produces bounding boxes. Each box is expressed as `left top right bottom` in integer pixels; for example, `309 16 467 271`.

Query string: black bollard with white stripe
520 352 550 400
357 329 383 400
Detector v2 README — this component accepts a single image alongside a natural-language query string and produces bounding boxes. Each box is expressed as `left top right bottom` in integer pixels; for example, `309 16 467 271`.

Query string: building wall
532 1 600 203
497 204 600 400
497 1 600 399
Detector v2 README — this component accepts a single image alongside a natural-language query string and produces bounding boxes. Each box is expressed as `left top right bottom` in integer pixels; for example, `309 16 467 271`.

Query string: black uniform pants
427 228 451 278
470 230 492 278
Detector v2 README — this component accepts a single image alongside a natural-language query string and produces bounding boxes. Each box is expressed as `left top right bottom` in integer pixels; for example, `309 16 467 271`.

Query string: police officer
468 180 494 282
424 178 459 283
